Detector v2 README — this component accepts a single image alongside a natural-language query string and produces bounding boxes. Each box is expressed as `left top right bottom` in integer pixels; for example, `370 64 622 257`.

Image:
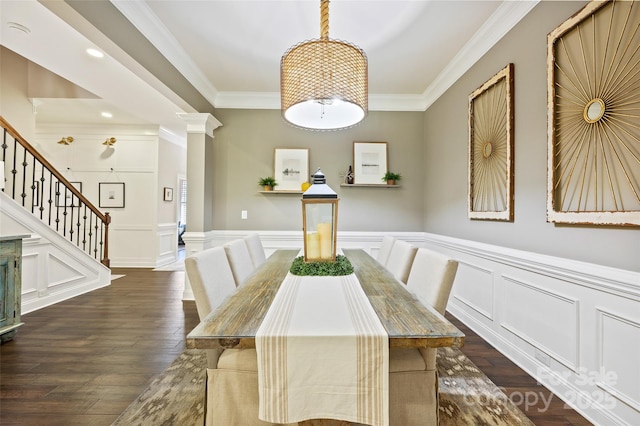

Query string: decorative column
177 113 222 300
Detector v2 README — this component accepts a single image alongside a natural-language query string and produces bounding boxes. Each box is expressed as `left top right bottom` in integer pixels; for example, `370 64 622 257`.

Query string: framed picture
99 182 125 208
56 181 83 208
353 142 388 184
547 0 640 226
274 148 309 191
468 63 514 221
163 187 174 201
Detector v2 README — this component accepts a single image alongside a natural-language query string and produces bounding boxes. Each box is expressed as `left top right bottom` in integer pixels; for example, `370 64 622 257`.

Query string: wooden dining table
186 248 464 351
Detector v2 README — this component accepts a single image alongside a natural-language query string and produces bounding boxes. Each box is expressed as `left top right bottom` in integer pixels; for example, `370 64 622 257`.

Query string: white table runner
256 273 389 426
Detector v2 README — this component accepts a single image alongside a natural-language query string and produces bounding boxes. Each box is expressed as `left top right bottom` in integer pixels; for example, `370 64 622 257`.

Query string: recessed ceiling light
86 48 104 58
101 112 113 118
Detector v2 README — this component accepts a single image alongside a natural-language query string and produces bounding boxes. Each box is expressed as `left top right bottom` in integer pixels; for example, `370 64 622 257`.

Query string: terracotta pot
386 179 396 185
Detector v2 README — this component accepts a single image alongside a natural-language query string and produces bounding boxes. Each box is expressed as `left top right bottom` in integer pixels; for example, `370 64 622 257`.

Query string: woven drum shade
280 1 368 131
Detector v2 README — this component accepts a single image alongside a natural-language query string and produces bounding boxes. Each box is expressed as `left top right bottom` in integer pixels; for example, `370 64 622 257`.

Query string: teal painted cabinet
0 236 23 343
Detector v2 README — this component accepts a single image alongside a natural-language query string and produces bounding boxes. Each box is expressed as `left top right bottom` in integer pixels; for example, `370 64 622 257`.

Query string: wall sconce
102 137 116 147
57 136 74 145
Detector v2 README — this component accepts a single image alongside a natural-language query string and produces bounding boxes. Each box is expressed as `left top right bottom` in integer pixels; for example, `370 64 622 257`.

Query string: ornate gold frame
468 63 514 221
547 0 640 226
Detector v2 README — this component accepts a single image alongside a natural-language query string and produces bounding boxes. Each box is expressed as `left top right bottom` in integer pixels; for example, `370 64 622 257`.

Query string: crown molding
212 92 427 112
176 113 222 136
368 94 426 112
420 0 539 110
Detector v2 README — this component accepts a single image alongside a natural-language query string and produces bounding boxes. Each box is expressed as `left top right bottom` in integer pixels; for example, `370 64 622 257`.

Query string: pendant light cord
320 0 329 40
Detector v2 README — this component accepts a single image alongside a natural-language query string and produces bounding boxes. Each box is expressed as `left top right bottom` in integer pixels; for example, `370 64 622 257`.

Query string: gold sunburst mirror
468 63 514 221
547 0 640 226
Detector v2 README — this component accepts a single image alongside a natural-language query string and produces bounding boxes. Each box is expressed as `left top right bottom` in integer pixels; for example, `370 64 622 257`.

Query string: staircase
0 116 111 314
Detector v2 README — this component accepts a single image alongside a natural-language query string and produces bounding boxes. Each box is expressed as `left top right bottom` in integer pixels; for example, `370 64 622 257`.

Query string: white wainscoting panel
452 261 494 320
47 252 86 287
501 275 579 370
1 192 110 314
597 309 640 413
155 222 178 267
21 252 38 297
109 225 156 267
424 232 640 426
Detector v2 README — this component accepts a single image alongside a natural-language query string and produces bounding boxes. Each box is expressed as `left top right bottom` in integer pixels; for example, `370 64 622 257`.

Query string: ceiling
1 0 539 139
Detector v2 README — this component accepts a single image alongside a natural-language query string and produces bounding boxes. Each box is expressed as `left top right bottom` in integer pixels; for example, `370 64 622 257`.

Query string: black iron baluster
1 128 7 161
69 193 75 244
30 154 36 214
99 220 104 261
81 205 87 252
1 129 7 192
48 171 54 226
64 186 71 241
20 146 27 207
38 168 45 219
11 138 17 199
88 212 94 259
55 179 61 231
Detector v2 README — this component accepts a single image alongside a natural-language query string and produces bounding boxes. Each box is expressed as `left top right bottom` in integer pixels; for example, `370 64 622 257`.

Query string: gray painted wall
423 1 639 272
211 109 424 232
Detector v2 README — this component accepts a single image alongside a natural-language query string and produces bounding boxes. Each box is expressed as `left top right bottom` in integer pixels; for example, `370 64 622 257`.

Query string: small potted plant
382 172 402 185
258 177 278 191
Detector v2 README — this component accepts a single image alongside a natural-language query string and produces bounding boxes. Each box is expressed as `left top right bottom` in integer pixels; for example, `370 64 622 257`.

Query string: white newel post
177 113 222 300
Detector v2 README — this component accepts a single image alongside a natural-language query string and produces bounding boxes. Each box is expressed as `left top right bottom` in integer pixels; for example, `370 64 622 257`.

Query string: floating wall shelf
259 190 304 194
339 184 401 188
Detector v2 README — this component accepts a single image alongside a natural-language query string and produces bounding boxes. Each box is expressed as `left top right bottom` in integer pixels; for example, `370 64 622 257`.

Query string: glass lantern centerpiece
302 168 339 262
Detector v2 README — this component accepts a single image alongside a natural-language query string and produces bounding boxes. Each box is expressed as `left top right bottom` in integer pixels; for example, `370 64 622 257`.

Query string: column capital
177 113 222 137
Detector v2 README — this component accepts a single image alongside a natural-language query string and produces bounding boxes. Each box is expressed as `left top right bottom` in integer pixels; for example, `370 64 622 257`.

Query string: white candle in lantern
306 232 320 259
317 222 332 259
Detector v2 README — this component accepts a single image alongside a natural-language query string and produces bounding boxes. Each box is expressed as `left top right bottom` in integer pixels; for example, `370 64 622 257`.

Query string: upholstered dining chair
224 238 255 286
389 248 459 425
385 240 418 284
184 247 274 425
185 246 237 320
244 233 267 268
405 247 459 315
376 235 396 266
387 248 459 426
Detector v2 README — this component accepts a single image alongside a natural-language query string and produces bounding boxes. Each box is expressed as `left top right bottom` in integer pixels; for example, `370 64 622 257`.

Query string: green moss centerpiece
290 255 354 276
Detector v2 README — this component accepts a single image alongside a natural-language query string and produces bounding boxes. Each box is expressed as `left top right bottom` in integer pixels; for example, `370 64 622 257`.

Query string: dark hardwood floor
447 315 592 426
0 268 592 425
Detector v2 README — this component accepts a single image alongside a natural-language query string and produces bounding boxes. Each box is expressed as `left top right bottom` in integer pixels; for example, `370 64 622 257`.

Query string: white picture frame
353 142 388 185
99 182 125 208
274 148 309 191
163 187 173 201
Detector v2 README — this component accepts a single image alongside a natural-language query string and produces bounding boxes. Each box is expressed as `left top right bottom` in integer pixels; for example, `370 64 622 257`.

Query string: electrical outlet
534 349 550 367
241 210 248 220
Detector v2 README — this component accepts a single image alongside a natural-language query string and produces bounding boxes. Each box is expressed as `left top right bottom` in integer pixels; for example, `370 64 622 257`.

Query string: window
179 179 187 225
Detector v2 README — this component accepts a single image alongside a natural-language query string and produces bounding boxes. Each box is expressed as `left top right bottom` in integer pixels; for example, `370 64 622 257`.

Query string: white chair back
243 233 266 268
224 239 255 286
406 248 459 315
184 247 237 321
376 235 396 266
385 240 417 284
